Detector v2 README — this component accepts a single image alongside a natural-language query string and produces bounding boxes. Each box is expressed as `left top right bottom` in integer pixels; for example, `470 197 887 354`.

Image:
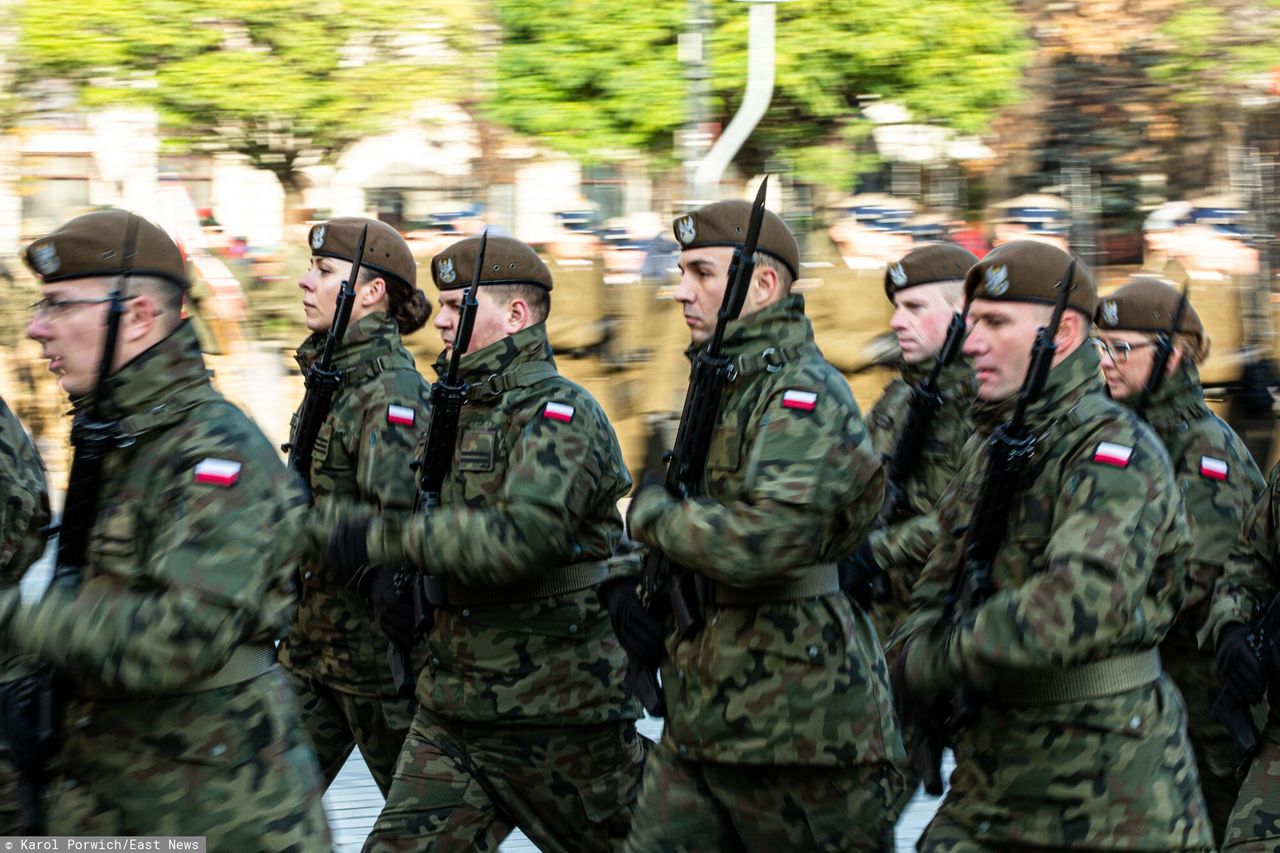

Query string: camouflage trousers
1222 718 1280 850
1163 620 1243 846
363 708 647 852
918 675 1213 851
43 666 332 851
621 738 902 852
289 671 416 796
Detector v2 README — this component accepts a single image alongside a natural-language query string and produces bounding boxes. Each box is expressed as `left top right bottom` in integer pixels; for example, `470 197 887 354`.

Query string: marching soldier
613 200 905 850
325 235 646 852
1095 277 1264 843
8 210 330 845
892 240 1213 850
0 394 50 833
843 243 978 634
277 217 434 795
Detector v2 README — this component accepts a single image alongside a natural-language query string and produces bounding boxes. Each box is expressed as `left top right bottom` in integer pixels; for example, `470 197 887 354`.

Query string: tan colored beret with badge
308 217 416 288
964 240 1097 317
431 235 553 292
23 209 188 289
884 243 979 300
1096 276 1204 349
672 199 800 280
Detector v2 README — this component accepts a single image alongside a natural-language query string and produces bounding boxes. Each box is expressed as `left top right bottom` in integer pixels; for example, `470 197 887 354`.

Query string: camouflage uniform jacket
896 342 1188 683
368 322 642 725
1209 445 1280 650
279 311 432 696
0 320 307 736
1132 364 1262 643
865 357 976 632
0 395 49 682
627 295 904 767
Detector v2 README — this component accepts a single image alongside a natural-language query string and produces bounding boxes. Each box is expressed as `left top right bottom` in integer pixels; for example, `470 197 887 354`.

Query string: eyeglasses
28 295 136 319
1090 337 1155 364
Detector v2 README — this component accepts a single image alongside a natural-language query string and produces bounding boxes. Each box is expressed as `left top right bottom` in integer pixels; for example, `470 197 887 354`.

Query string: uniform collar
295 311 402 373
689 294 813 361
433 322 555 387
1123 362 1210 428
972 340 1104 431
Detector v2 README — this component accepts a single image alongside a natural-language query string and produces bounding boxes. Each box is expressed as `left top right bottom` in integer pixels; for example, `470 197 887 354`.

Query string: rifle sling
992 647 1161 706
712 564 840 605
444 560 609 606
469 362 559 400
732 343 813 379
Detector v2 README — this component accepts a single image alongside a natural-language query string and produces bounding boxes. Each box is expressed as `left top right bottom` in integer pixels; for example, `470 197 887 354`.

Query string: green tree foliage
15 0 479 202
491 0 1032 186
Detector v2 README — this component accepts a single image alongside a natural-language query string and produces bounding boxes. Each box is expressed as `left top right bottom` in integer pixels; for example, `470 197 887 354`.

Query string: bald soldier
324 235 646 852
610 200 905 851
1094 277 1264 844
9 210 330 845
892 241 1213 850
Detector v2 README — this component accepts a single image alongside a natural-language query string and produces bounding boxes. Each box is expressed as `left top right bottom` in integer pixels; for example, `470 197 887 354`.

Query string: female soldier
278 216 433 796
1094 276 1265 845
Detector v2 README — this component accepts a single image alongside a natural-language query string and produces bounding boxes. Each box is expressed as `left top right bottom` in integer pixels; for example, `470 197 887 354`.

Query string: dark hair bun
394 288 432 334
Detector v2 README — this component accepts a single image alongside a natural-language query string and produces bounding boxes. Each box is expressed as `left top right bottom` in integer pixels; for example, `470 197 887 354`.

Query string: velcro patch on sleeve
1093 442 1133 468
194 458 242 487
1200 455 1228 481
543 402 575 423
387 404 416 426
781 390 818 412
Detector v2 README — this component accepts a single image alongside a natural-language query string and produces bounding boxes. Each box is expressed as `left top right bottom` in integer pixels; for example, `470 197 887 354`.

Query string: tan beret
431 235 553 292
308 217 416 289
672 200 800 280
965 240 1097 317
23 209 188 290
885 243 979 300
1096 276 1203 346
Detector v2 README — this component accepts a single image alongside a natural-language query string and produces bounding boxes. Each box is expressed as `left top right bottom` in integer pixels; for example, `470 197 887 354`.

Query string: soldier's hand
624 469 672 542
324 516 371 582
1217 623 1266 704
598 577 665 665
369 570 417 647
838 540 889 611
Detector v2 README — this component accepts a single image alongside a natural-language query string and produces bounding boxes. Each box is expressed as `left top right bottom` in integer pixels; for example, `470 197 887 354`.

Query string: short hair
485 283 551 325
753 251 794 293
935 278 966 307
128 275 184 333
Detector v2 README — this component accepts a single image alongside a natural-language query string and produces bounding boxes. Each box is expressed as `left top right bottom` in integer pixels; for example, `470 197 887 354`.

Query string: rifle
1133 280 1190 420
3 215 141 832
386 231 487 697
627 179 770 717
913 260 1077 794
283 225 369 480
1212 593 1280 770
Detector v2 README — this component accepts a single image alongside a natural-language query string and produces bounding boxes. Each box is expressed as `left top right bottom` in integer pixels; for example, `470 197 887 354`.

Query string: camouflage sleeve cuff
627 486 677 546
904 626 960 699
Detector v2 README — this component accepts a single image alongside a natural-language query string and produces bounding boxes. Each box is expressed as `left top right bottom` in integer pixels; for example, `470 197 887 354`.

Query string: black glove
598 577 666 665
324 517 371 583
369 570 417 648
838 539 889 611
1217 622 1266 704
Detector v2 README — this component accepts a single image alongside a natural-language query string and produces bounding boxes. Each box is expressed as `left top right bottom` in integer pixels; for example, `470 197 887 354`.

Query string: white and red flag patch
194 458 242 487
1093 442 1133 468
386 404 416 426
1200 455 1229 481
543 402 575 423
781 390 818 412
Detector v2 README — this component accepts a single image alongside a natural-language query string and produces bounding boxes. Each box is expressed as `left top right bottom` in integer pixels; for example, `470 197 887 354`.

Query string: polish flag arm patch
781 390 818 412
543 402 575 423
1092 442 1133 468
387 404 416 426
194 458 242 487
1200 456 1229 481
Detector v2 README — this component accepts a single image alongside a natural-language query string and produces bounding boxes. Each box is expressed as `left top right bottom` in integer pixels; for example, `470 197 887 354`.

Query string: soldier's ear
359 275 386 307
505 296 530 334
1167 344 1184 375
752 264 780 307
121 292 162 343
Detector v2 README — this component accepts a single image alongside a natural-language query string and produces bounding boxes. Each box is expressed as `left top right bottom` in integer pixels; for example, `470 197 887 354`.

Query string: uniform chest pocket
706 418 746 472
90 502 140 567
458 430 498 472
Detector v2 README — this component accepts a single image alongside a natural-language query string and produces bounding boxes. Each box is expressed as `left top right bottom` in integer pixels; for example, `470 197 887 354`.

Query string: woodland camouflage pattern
864 357 975 649
0 322 330 848
895 342 1213 850
364 321 644 850
1207 445 1280 848
627 295 904 768
0 394 49 834
1133 361 1263 844
278 311 430 793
